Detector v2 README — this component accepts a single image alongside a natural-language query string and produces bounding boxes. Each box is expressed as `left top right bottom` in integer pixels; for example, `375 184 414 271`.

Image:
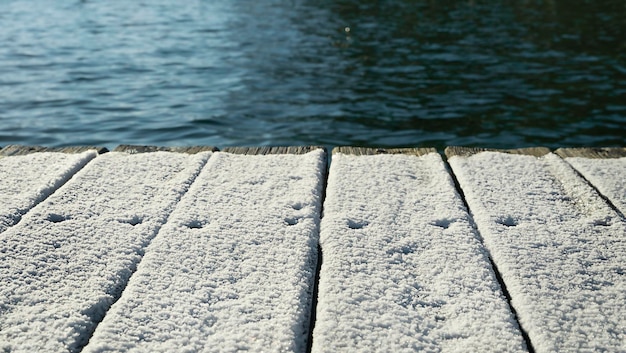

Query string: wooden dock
0 145 624 353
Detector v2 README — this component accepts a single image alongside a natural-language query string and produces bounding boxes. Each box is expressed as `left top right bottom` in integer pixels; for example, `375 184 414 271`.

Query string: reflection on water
0 0 624 150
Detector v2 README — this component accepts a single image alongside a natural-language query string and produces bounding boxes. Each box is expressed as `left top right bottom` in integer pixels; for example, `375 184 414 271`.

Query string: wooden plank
0 151 212 352
113 145 217 154
0 150 97 234
221 146 324 155
312 151 527 352
556 148 626 216
445 146 551 158
0 144 108 156
83 150 326 352
333 146 436 156
448 151 626 352
555 147 626 159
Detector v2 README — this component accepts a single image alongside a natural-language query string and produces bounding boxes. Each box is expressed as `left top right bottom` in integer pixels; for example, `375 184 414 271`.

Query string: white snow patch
0 151 97 233
0 151 211 353
564 156 626 215
83 150 325 353
449 151 626 352
311 153 527 353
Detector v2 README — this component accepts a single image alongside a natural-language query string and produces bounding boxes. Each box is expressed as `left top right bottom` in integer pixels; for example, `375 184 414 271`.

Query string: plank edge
444 146 551 158
113 145 218 154
332 146 436 156
0 145 108 156
221 146 326 155
555 147 626 159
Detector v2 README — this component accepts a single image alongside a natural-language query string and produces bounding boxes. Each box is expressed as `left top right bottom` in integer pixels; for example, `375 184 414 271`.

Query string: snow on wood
83 150 326 353
447 149 626 352
556 147 626 216
0 150 97 234
0 151 211 353
311 149 527 352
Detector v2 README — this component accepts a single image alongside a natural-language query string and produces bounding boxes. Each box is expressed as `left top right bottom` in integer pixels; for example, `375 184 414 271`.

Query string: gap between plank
75 153 212 353
442 155 537 353
557 157 626 222
0 150 100 237
306 150 329 353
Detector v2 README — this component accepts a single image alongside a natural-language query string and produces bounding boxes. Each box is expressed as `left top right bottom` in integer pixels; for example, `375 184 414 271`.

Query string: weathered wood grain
0 145 108 156
555 147 626 159
445 146 551 158
333 146 436 156
113 145 217 154
221 146 325 155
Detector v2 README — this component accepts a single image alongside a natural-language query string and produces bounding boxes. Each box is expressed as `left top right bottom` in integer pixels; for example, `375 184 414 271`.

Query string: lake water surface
1 0 625 150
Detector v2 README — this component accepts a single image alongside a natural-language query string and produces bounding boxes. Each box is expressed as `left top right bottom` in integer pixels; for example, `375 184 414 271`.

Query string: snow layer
0 151 97 234
0 151 211 353
312 153 527 352
83 150 326 353
564 156 626 215
449 152 626 352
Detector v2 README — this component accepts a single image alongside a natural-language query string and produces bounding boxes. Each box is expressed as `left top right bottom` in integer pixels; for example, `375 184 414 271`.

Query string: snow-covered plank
312 148 527 352
556 147 626 215
83 149 326 353
0 151 211 353
0 148 98 234
446 148 626 353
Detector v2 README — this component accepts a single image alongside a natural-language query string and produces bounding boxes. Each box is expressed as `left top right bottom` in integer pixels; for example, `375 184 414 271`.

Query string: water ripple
0 0 624 150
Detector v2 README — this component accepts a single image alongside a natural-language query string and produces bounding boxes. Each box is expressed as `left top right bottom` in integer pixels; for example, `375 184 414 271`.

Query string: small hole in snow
432 219 453 229
496 216 518 227
120 216 143 226
285 217 299 226
593 217 612 226
291 203 303 211
47 214 68 223
186 220 205 229
347 219 368 229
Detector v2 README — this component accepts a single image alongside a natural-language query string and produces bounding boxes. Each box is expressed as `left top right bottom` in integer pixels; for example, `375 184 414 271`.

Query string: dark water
1 0 625 151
